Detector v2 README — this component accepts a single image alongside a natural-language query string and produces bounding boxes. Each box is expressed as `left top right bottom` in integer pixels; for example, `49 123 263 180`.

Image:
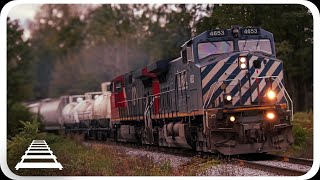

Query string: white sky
8 4 41 40
8 4 41 23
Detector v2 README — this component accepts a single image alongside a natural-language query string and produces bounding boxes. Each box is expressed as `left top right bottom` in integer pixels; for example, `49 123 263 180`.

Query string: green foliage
7 18 34 102
7 118 40 167
8 133 174 176
293 125 307 146
293 111 313 145
7 101 34 138
284 112 313 158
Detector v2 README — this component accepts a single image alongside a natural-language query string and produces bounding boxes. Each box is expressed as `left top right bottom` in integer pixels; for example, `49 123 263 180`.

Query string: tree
30 4 86 98
7 18 35 137
7 18 34 101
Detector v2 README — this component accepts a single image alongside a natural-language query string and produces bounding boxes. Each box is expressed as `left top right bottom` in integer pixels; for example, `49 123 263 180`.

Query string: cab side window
115 82 122 92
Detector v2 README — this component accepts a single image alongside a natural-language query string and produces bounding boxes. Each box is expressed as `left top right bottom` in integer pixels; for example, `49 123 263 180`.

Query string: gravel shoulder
84 141 311 176
96 142 192 168
200 164 278 176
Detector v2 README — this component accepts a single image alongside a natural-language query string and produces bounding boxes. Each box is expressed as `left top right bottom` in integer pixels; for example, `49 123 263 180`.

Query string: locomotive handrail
147 89 176 98
116 89 175 105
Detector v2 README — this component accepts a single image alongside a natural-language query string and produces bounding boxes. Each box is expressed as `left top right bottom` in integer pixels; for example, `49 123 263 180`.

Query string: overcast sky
8 4 40 23
8 4 41 39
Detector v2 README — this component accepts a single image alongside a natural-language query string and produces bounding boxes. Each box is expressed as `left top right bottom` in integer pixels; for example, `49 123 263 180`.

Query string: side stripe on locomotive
201 54 285 107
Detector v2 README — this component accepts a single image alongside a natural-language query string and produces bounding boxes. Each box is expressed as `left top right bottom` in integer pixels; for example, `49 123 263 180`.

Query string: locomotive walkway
15 140 63 170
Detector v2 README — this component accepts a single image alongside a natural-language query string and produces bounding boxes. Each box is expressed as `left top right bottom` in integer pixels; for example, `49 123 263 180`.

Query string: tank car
26 96 68 131
92 82 112 128
62 95 85 128
109 26 294 155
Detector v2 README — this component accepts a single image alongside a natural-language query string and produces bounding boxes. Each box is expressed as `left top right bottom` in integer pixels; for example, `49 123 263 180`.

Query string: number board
242 27 260 35
207 30 227 38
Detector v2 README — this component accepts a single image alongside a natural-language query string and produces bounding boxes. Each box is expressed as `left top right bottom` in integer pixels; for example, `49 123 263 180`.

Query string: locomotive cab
181 25 276 63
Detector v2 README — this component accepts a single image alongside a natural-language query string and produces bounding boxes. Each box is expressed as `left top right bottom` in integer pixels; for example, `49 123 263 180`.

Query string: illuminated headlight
229 116 236 122
226 95 232 101
239 57 247 63
266 112 275 120
240 63 247 69
267 90 276 100
223 94 233 106
239 56 247 70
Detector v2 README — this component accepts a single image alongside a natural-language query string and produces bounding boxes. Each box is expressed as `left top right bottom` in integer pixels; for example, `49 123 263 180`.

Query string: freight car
28 26 294 155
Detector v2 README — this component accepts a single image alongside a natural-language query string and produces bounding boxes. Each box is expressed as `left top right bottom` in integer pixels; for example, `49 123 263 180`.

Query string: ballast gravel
103 143 191 168
84 142 311 176
200 164 278 176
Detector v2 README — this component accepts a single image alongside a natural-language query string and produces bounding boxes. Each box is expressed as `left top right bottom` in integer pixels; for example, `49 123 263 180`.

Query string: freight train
27 26 294 155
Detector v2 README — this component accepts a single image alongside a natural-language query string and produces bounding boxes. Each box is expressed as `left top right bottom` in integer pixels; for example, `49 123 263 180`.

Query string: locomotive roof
112 26 275 82
188 25 274 45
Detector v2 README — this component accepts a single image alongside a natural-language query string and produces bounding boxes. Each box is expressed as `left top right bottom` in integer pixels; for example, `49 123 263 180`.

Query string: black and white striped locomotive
30 26 294 155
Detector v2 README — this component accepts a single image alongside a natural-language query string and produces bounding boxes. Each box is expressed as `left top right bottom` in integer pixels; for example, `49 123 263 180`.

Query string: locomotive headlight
239 57 247 63
226 95 232 101
239 56 247 70
240 63 247 69
223 94 233 106
266 112 275 120
229 116 236 122
267 90 276 100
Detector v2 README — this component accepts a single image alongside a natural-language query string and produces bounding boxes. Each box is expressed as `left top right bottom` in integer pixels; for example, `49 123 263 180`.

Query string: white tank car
92 82 112 128
26 96 68 131
92 92 111 119
62 95 84 128
27 102 41 115
74 92 102 128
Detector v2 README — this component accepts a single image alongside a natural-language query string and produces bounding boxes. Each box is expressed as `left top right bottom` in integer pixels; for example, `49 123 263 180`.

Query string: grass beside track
279 112 313 159
7 132 221 176
8 133 174 176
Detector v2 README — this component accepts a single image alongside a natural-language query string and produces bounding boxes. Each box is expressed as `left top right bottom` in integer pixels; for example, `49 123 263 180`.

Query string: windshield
197 41 233 60
238 39 272 54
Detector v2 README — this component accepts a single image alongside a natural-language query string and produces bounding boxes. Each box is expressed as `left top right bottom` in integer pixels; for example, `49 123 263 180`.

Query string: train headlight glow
239 57 247 70
266 112 275 120
239 57 247 63
267 90 276 100
229 116 236 122
240 63 247 69
226 95 232 101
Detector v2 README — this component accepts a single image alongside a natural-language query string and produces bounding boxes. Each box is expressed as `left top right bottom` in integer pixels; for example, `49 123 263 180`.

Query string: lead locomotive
29 26 294 155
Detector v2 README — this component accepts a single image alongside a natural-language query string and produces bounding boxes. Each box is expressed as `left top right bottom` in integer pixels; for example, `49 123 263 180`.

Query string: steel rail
268 154 313 166
232 158 308 176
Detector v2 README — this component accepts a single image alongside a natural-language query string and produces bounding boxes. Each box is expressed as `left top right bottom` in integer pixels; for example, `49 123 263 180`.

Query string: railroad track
84 139 312 176
231 158 309 176
267 154 313 166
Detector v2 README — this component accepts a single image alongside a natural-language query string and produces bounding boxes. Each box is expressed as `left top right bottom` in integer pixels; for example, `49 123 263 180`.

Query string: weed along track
82 139 312 176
